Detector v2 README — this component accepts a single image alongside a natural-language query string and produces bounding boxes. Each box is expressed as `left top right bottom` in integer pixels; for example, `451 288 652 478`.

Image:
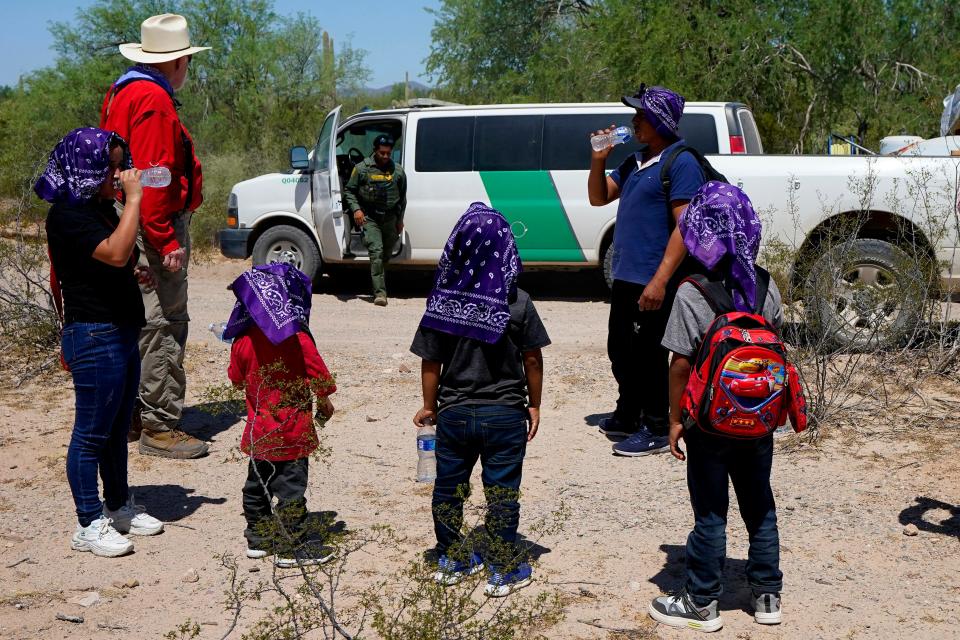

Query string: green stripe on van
480 171 586 263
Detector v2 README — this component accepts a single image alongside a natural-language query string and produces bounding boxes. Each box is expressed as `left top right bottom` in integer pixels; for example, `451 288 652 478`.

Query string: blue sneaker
433 552 484 585
598 415 637 437
612 425 670 457
484 562 533 597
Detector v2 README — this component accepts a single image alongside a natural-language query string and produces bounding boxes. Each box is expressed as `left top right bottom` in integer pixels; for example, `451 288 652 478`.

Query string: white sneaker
103 494 164 536
71 517 134 557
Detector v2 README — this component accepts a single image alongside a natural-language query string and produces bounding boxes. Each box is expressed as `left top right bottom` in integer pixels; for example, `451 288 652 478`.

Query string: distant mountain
344 81 433 97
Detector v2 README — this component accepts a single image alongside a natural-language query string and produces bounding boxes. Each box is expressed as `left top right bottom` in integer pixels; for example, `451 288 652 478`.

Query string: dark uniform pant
362 212 399 298
243 457 309 549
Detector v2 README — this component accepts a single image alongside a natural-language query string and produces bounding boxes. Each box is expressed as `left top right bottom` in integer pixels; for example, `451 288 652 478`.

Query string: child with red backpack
648 182 806 633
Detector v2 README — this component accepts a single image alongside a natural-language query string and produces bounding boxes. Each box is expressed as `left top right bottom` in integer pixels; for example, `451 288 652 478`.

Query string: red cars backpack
679 267 808 439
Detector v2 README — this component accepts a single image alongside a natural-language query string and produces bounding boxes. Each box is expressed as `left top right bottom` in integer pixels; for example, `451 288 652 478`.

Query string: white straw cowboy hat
119 14 211 64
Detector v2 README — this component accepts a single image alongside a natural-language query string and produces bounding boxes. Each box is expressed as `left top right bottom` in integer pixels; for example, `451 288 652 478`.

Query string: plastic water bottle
590 125 634 152
209 322 232 344
140 166 172 188
416 420 437 483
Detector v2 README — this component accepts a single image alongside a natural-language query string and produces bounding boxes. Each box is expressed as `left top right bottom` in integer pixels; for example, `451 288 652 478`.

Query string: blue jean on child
684 429 783 604
62 322 141 527
432 404 527 568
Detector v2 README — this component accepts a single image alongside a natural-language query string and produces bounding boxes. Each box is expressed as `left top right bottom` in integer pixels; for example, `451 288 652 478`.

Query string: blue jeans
432 404 528 568
62 322 141 527
684 430 783 604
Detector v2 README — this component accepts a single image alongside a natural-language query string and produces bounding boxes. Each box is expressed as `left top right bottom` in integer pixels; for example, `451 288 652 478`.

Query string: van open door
310 106 345 257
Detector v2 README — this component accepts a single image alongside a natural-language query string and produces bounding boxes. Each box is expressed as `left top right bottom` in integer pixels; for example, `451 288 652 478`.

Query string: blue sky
0 0 440 88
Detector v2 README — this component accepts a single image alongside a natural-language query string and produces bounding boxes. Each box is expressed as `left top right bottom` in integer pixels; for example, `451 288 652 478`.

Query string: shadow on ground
135 483 228 523
180 400 245 441
898 496 960 538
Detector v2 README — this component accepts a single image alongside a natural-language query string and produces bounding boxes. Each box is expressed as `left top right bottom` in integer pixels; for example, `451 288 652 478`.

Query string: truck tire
600 239 614 291
803 238 926 352
251 225 322 279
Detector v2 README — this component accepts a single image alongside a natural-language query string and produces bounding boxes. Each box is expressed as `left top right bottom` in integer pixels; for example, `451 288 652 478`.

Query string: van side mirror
289 146 309 170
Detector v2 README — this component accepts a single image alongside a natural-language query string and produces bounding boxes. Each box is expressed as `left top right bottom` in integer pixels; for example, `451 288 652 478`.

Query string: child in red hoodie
224 264 336 567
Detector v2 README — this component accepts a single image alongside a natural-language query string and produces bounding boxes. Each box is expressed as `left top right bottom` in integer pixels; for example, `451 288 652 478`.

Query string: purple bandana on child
419 202 522 344
622 84 685 139
34 127 130 205
222 263 313 346
680 181 763 312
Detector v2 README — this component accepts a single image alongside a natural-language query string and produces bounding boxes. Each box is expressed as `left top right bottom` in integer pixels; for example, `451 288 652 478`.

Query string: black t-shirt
46 200 145 328
410 289 551 412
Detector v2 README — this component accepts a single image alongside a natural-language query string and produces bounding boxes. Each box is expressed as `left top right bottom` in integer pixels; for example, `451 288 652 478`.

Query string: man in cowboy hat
587 85 707 458
101 13 210 459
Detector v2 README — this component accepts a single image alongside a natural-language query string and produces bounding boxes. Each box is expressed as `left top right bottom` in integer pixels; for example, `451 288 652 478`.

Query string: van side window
474 116 543 171
416 117 475 172
543 114 642 170
678 114 719 155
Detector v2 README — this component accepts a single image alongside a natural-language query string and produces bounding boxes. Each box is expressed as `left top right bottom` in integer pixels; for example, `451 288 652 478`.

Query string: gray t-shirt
410 288 551 412
662 279 784 357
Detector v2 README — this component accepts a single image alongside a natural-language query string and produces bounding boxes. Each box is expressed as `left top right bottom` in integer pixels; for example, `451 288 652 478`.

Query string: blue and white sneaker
612 425 670 456
433 552 484 585
484 562 533 597
598 415 637 437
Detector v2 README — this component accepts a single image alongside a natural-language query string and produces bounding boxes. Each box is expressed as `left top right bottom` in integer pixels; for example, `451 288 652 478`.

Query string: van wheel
600 240 614 290
803 238 926 352
252 225 322 279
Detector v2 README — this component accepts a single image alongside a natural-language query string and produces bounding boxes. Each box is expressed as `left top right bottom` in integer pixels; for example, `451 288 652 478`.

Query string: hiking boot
649 589 723 633
373 294 388 307
139 428 209 459
753 592 782 625
103 493 163 536
71 517 134 558
128 408 143 443
433 552 484 586
484 562 533 597
612 425 670 457
598 415 637 438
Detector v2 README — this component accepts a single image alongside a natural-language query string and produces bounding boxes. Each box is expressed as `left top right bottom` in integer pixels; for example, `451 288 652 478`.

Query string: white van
219 101 760 283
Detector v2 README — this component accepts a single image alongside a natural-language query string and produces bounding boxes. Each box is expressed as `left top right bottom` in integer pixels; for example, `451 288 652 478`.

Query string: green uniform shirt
344 156 407 219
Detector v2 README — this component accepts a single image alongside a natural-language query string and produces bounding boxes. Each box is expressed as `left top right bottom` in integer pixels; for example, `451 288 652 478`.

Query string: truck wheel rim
267 241 302 270
831 263 901 338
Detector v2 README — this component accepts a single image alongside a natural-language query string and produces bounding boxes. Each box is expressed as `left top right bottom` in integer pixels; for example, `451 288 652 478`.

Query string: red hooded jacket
100 76 203 256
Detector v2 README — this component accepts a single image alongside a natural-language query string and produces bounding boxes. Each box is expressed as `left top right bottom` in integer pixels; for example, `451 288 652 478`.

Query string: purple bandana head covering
419 202 522 344
622 84 685 140
222 263 313 346
680 181 763 312
34 127 131 205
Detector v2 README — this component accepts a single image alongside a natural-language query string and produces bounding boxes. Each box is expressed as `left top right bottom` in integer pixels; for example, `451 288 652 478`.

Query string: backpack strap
681 273 736 315
752 267 771 315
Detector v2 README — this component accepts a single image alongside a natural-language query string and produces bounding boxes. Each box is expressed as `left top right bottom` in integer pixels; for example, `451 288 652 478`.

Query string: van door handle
793 179 801 190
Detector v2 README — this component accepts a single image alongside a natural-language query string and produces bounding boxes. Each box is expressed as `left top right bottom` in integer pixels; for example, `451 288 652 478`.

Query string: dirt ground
0 258 958 639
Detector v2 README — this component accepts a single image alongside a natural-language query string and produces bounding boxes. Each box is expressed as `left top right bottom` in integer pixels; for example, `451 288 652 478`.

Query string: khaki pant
136 214 191 432
362 213 399 298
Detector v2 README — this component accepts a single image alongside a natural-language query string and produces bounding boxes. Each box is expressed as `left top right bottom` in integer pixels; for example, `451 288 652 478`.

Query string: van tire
600 239 614 290
803 238 926 352
252 225 322 279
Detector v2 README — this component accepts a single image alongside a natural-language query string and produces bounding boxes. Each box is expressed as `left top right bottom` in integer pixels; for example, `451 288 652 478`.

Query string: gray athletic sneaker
649 589 723 633
753 592 782 625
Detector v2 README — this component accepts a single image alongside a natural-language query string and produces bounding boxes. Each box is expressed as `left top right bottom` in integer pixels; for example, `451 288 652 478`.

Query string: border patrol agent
344 134 407 306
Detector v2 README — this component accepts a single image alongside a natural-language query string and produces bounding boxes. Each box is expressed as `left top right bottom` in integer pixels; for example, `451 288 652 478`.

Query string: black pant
684 430 782 603
243 457 309 549
607 279 672 434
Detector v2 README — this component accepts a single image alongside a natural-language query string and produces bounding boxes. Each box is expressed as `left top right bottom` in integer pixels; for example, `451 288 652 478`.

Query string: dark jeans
63 322 141 527
684 429 783 604
243 457 309 549
607 279 672 433
433 404 527 568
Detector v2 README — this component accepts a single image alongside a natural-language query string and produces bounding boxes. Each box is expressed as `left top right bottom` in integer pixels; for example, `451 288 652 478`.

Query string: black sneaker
649 589 723 632
753 592 782 625
598 415 637 437
612 425 670 456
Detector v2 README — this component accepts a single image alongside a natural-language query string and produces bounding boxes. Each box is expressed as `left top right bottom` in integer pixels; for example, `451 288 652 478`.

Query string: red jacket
228 326 336 462
100 79 203 256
